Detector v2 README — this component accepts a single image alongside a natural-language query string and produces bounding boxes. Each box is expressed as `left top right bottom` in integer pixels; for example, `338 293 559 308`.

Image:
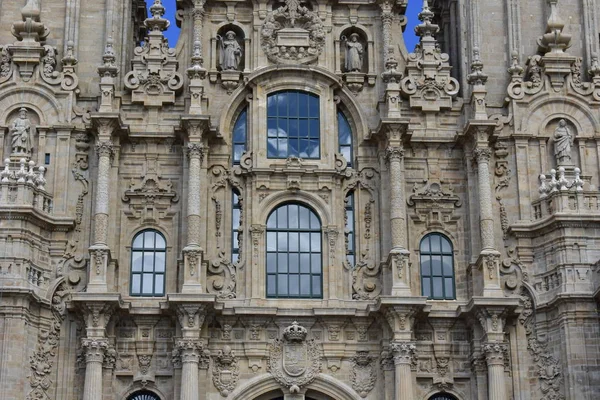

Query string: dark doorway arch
127 391 161 400
429 394 458 400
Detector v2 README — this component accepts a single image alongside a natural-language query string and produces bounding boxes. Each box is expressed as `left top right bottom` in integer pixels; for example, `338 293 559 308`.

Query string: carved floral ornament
260 0 326 65
267 322 321 393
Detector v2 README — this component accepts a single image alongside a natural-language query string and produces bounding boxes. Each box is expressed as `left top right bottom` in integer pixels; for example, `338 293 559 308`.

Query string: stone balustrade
532 190 600 220
0 158 52 213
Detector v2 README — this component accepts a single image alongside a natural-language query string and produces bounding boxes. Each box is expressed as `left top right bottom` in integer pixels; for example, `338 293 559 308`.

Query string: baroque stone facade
0 0 599 399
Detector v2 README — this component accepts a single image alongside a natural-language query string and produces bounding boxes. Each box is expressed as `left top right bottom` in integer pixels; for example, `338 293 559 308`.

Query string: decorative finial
537 0 571 54
467 47 488 86
12 0 49 43
589 53 600 79
414 0 438 38
146 0 170 32
62 40 78 67
507 50 524 80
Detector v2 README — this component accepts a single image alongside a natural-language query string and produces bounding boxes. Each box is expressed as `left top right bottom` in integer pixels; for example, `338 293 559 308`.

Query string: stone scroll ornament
267 322 321 393
260 0 326 64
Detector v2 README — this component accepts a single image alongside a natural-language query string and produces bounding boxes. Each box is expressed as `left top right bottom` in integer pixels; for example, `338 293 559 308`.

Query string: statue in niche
218 31 242 71
343 33 364 72
10 108 35 158
553 119 573 165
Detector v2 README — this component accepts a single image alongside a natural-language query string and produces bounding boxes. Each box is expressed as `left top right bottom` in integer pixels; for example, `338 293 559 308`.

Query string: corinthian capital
82 338 109 363
473 147 492 164
385 146 405 163
187 142 205 161
173 338 206 364
95 141 114 159
482 342 507 367
391 341 416 365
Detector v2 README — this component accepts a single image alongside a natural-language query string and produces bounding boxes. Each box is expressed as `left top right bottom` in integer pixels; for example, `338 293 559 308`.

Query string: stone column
175 339 204 400
483 343 508 400
82 339 108 400
380 1 393 63
473 147 494 251
182 143 204 292
88 140 114 292
386 145 410 295
391 342 416 400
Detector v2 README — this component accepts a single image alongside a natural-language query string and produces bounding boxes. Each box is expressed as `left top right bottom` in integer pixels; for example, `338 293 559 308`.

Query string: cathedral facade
0 0 599 399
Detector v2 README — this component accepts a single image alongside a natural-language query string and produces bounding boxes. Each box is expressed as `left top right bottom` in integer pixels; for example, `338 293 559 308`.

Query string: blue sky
153 0 420 52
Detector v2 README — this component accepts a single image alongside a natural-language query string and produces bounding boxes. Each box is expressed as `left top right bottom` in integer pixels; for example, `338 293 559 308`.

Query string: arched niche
3 107 42 162
339 28 369 74
216 24 246 72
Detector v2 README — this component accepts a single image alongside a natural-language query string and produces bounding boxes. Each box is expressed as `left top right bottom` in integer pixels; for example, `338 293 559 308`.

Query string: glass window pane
300 275 311 295
308 94 319 116
232 232 239 251
142 274 154 294
277 205 288 227
233 145 245 162
442 256 453 276
144 231 155 248
143 252 154 272
131 274 141 294
267 94 277 116
267 232 277 251
299 233 310 252
267 118 278 137
288 92 298 116
299 138 309 158
154 274 164 295
347 254 355 267
278 274 288 296
289 253 299 273
289 275 299 296
232 253 239 264
421 256 430 276
267 253 277 273
267 213 277 229
299 94 309 117
422 277 431 298
432 277 443 298
277 92 288 116
299 207 310 229
430 235 441 253
308 139 319 158
309 212 319 229
445 278 454 299
132 251 143 272
312 276 321 296
288 205 298 228
299 119 309 137
233 110 247 142
278 253 288 273
310 233 321 252
441 236 452 253
277 232 288 251
289 119 298 137
300 254 310 273
346 210 354 228
155 234 165 249
155 252 165 272
347 233 354 251
311 255 321 274
289 232 299 251
432 255 442 276
133 234 143 248
420 236 430 253
278 139 288 157
267 275 276 296
277 119 288 137
309 119 320 138
341 146 351 163
232 209 240 229
267 138 278 158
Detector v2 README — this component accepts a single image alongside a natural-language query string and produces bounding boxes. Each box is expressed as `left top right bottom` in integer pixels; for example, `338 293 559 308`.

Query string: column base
87 245 111 293
182 245 204 293
475 250 504 297
387 249 412 296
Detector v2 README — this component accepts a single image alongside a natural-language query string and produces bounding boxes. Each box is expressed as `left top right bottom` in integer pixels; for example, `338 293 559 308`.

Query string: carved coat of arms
267 322 321 392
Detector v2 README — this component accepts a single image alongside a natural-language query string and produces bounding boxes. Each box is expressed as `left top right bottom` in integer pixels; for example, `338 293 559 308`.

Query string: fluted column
182 143 204 292
483 343 508 400
386 145 411 295
82 339 108 400
391 342 416 400
175 339 204 400
88 140 114 292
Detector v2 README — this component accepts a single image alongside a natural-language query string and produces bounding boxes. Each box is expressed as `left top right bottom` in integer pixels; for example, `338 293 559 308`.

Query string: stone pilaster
182 143 205 292
483 343 508 400
81 338 109 400
391 342 416 400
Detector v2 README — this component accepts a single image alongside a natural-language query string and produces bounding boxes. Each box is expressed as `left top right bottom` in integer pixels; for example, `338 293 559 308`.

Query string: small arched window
266 203 322 298
429 394 458 400
232 108 247 164
127 391 161 400
420 233 455 300
130 230 166 296
267 90 320 159
338 111 353 166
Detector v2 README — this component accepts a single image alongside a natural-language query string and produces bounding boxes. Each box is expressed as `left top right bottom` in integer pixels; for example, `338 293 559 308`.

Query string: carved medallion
267 322 321 392
350 351 376 397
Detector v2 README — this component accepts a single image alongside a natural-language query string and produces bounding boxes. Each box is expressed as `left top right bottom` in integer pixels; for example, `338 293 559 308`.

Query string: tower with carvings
0 0 598 399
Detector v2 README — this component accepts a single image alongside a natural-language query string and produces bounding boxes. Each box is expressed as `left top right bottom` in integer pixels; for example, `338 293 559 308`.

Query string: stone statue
10 108 35 157
218 31 242 71
553 119 572 164
344 33 364 72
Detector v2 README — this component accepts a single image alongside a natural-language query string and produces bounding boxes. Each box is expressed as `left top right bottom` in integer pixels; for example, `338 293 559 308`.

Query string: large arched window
232 108 247 164
130 230 166 296
338 111 353 166
420 233 455 300
266 203 322 298
267 90 320 159
127 391 161 400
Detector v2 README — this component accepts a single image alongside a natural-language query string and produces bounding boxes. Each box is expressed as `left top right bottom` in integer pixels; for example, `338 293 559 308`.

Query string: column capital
175 304 208 331
95 140 114 160
385 145 405 163
82 338 109 363
482 342 507 367
186 142 205 161
473 146 492 164
391 341 416 365
173 338 206 364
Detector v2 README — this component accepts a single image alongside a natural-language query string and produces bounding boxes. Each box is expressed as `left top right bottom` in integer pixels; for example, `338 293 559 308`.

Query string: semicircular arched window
266 203 322 298
420 233 455 300
267 90 320 159
130 230 166 297
429 393 458 400
232 107 247 164
127 390 161 400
